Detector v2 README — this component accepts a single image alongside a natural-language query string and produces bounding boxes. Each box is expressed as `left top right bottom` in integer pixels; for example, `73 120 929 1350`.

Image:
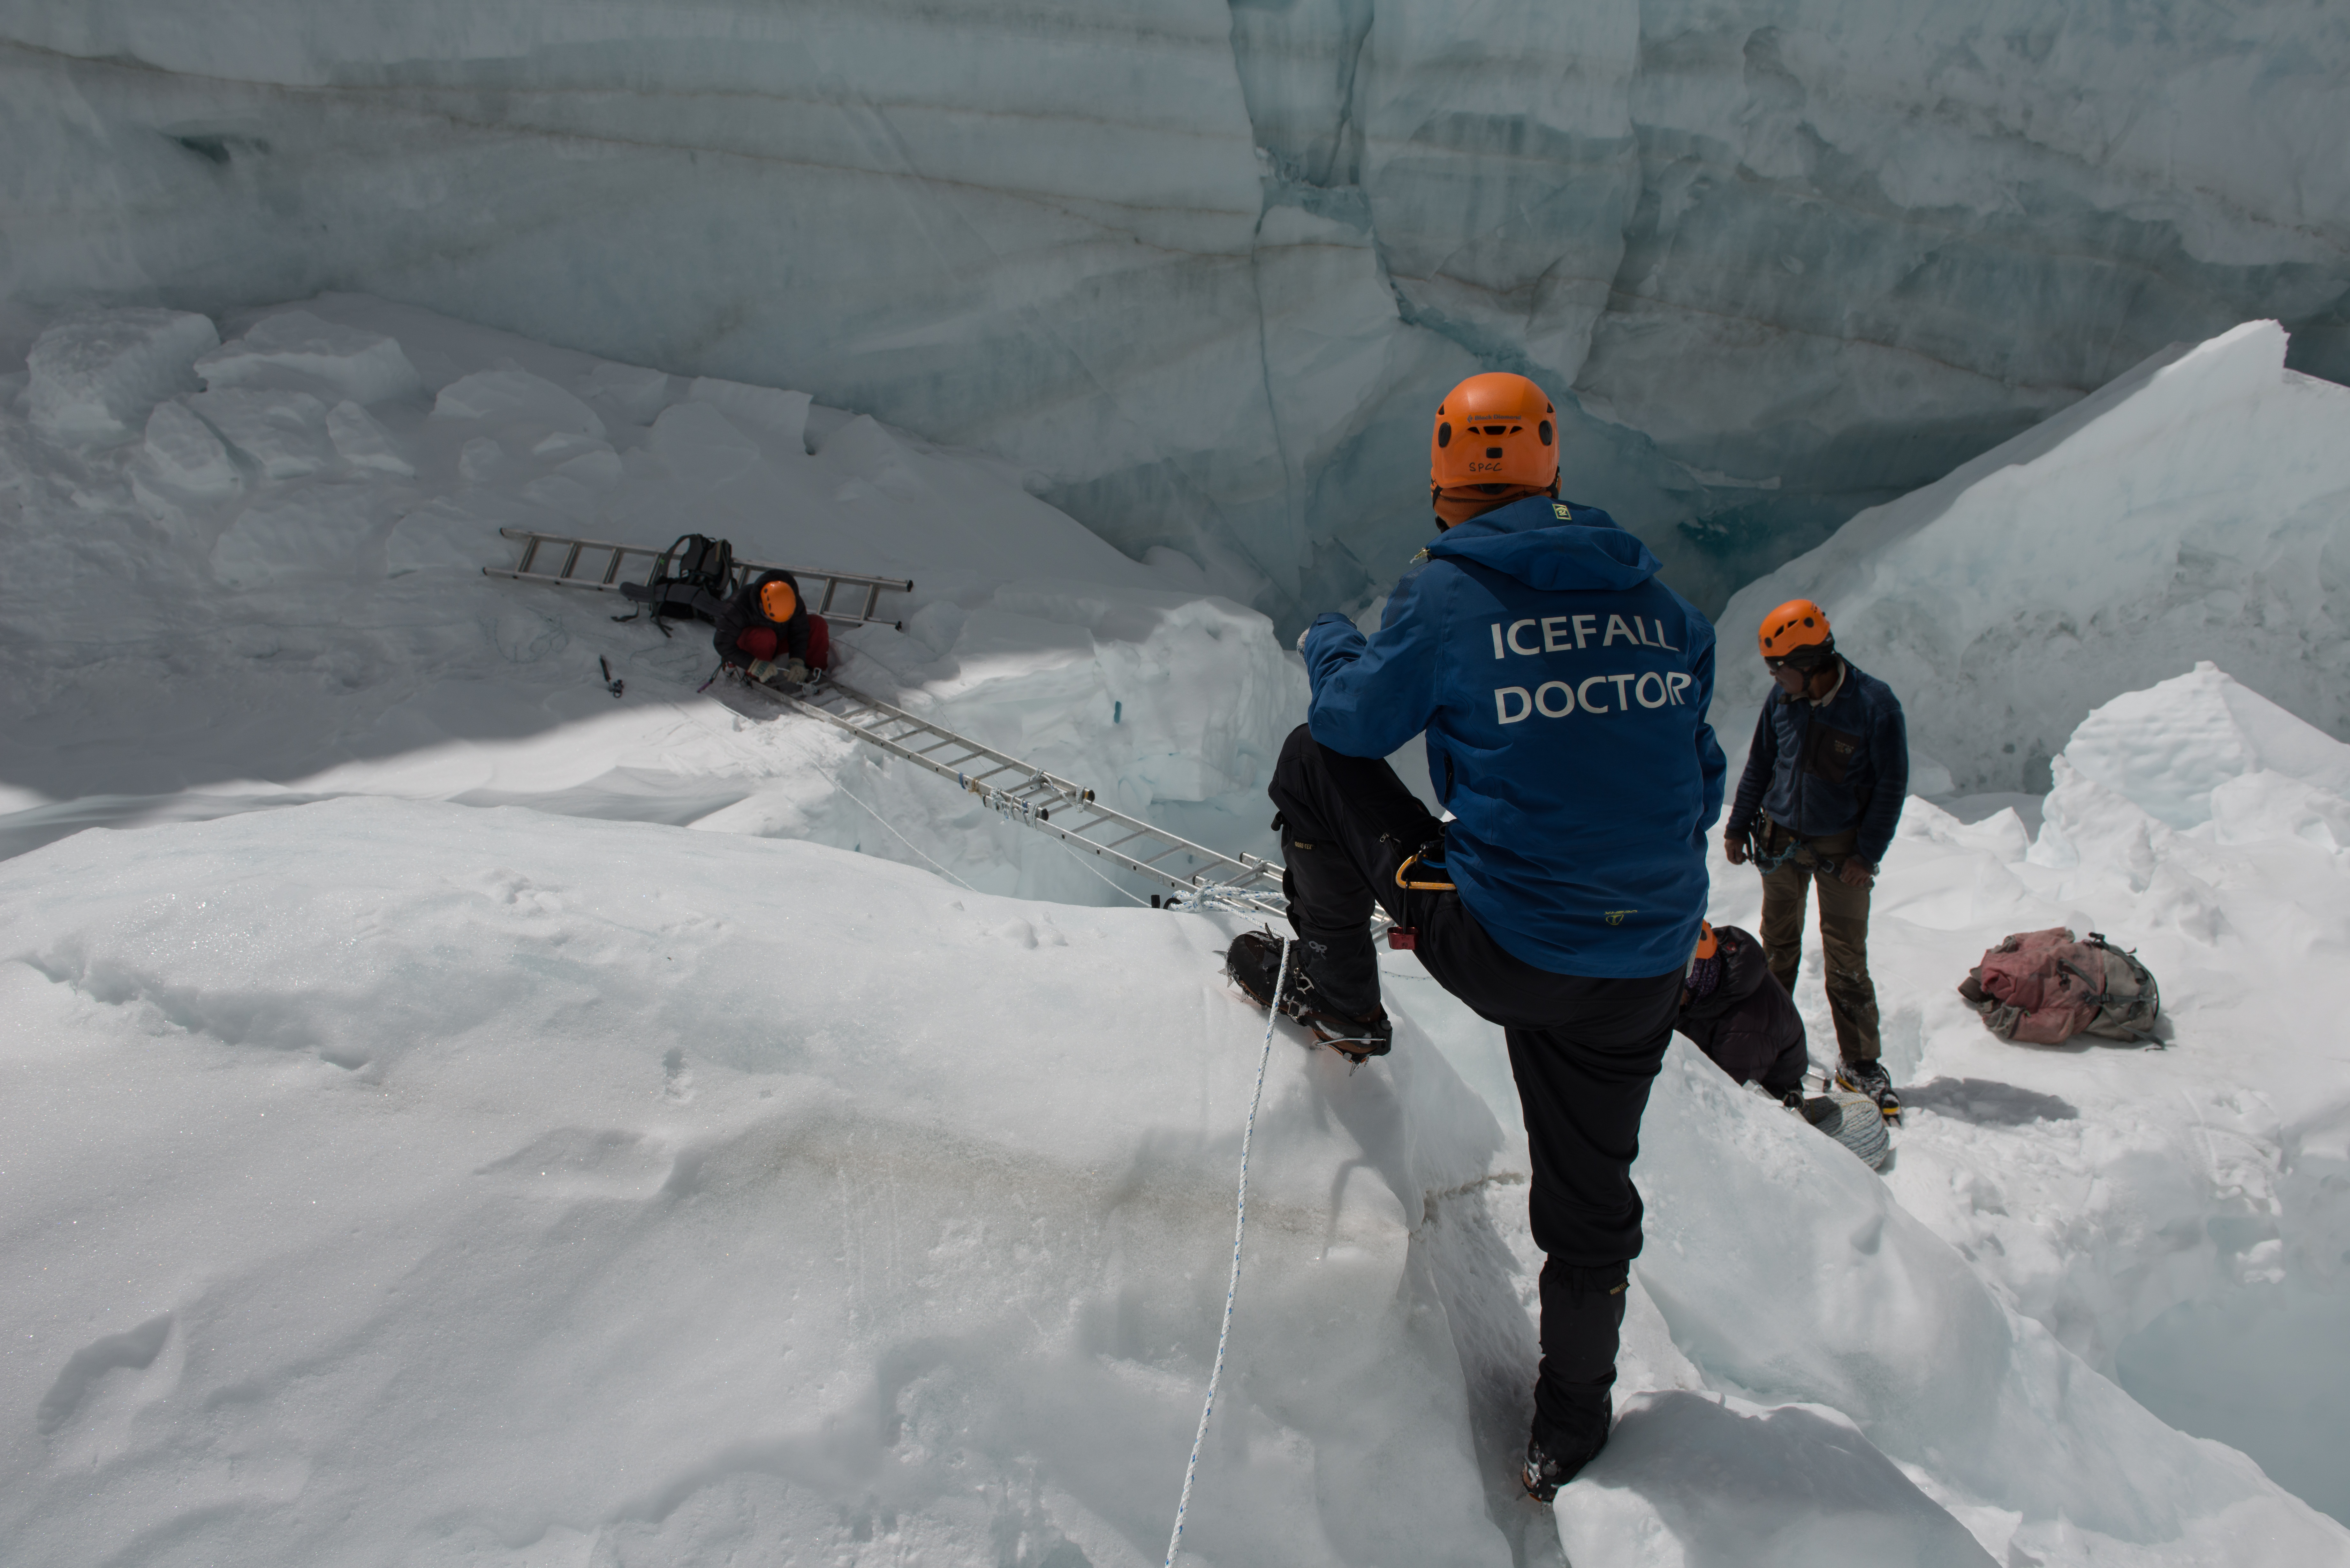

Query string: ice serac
1863 665 2350 1532
26 309 218 444
195 309 422 405
1627 1042 2348 1566
2059 662 2350 834
1717 322 2350 792
5 4 2347 622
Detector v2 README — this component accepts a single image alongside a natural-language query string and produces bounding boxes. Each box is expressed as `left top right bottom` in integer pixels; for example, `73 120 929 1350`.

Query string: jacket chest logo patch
1603 908 1637 926
1799 722 1864 785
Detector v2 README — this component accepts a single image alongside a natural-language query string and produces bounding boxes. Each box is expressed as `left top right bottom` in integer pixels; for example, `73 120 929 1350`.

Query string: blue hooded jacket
1300 496 1726 978
1725 660 1909 867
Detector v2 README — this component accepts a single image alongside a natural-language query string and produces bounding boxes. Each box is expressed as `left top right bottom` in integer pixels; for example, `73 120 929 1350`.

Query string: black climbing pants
1267 725 1681 1453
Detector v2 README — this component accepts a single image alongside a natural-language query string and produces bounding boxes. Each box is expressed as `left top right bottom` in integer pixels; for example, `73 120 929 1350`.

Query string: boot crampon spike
1834 1058 1902 1124
1223 931 1393 1063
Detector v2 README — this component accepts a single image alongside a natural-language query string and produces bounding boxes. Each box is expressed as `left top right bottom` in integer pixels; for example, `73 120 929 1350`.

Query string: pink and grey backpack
1958 928 2162 1046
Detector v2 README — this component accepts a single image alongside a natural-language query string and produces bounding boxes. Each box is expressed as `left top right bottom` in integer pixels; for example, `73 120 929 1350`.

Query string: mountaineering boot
1224 931 1393 1062
1836 1057 1901 1122
1521 1429 1606 1504
1522 1260 1624 1502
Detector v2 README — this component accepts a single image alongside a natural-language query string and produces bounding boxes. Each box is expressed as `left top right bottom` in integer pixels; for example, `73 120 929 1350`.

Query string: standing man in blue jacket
1721 599 1908 1120
1225 372 1725 1501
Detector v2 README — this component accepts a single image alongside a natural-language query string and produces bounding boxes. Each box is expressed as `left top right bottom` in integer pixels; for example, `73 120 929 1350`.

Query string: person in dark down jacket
1722 598 1907 1119
1676 922 1807 1102
1224 371 1725 1502
714 569 830 687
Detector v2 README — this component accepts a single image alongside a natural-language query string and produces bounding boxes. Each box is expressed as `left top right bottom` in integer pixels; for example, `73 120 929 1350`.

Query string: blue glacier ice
4 0 2346 623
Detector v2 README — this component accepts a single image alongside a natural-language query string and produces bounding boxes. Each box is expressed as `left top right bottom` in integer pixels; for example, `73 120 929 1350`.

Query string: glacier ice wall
1716 321 2350 792
5 1 2347 624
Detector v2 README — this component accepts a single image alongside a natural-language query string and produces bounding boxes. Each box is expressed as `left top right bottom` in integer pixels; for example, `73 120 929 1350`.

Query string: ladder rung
759 676 1280 908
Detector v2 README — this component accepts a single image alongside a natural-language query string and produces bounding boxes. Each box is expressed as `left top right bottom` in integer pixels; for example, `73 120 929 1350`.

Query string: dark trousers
1267 725 1681 1452
1755 821 1879 1062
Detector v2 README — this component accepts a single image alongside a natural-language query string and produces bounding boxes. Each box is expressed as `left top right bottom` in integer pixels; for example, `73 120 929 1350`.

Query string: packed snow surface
8 3 2350 620
1719 321 2350 793
6 301 2350 1565
1 295 1304 893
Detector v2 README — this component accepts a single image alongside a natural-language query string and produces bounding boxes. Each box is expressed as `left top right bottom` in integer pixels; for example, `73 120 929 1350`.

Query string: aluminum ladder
486 526 913 629
770 678 1288 914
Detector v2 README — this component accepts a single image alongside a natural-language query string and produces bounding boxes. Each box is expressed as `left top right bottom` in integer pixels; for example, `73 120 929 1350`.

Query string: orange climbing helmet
1694 921 1719 961
1430 372 1558 494
1757 598 1833 666
759 579 799 622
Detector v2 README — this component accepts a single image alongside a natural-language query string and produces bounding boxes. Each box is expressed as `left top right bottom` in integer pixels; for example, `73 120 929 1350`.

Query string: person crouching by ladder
1678 921 1808 1105
1721 599 1908 1120
1224 371 1725 1503
716 569 831 690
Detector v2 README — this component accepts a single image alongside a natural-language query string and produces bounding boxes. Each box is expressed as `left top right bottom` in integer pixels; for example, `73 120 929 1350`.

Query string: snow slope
0 295 1305 897
6 699 2348 1566
1691 662 2350 1540
6 299 2349 1565
0 799 1512 1568
8 4 2349 620
1717 321 2350 792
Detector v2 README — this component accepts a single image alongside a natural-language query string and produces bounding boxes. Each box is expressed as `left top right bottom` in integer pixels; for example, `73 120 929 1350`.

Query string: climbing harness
1163 937 1288 1568
1740 825 1805 875
1393 843 1457 891
1382 841 1455 950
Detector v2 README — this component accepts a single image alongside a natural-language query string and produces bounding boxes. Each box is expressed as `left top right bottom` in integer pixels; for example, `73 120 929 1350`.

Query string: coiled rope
1162 936 1289 1568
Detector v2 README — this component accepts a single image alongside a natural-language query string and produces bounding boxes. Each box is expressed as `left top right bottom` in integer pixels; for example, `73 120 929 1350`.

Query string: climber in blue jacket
1225 372 1725 1503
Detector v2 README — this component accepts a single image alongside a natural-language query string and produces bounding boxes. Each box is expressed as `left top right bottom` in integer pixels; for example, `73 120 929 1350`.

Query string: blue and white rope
1163 936 1289 1568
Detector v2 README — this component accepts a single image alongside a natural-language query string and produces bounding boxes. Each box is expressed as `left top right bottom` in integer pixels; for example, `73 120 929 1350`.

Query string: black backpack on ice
618 534 736 629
